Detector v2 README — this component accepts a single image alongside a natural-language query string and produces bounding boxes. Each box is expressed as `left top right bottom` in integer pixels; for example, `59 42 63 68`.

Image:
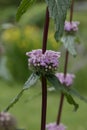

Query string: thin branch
56 50 69 124
56 0 74 125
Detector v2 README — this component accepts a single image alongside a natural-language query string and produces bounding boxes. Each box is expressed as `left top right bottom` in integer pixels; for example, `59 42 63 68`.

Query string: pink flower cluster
0 112 17 130
46 123 66 130
26 49 61 74
64 21 79 32
56 73 75 86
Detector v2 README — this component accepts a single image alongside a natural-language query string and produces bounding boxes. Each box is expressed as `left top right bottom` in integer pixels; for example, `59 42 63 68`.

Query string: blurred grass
0 80 87 130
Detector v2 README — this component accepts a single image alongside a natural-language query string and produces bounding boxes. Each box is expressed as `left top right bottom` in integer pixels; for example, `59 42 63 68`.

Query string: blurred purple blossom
0 112 17 130
46 122 66 130
64 21 79 32
26 49 61 74
56 73 75 86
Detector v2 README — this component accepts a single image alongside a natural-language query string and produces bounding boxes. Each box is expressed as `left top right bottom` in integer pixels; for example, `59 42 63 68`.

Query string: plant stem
42 7 49 54
56 51 69 124
41 7 49 130
41 76 47 130
56 93 64 124
64 51 69 77
70 0 74 22
56 0 74 125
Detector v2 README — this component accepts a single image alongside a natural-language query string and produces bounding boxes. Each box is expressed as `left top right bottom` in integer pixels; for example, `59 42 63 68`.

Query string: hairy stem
56 0 74 125
41 7 49 130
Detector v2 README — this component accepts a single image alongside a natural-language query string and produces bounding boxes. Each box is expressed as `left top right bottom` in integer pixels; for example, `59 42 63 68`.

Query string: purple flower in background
26 49 61 74
46 122 66 130
0 112 17 130
64 21 79 32
56 73 75 86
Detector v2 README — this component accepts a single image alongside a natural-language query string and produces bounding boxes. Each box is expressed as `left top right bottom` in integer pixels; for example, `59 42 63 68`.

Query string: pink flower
64 21 79 32
0 112 17 130
56 73 75 86
26 49 61 74
46 122 66 130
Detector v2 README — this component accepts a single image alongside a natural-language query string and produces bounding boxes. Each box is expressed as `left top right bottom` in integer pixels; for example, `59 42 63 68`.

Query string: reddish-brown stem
56 0 74 125
56 51 69 124
41 76 47 130
70 0 74 22
56 93 64 124
64 51 69 77
42 7 49 54
41 7 49 130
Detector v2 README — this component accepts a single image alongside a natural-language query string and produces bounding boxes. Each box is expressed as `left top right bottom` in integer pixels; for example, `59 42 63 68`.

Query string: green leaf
4 89 24 112
61 35 77 56
47 74 69 92
16 0 36 21
4 73 40 112
64 93 79 111
47 74 79 110
45 0 71 41
46 74 71 94
47 74 87 110
67 88 87 103
46 74 62 90
23 73 40 90
47 74 72 93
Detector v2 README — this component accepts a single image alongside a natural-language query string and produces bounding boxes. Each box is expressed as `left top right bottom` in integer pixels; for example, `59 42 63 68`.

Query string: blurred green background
0 0 87 130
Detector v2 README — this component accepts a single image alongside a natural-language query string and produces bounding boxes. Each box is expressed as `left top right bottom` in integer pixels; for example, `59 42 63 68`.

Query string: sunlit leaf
45 0 71 41
16 0 36 21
